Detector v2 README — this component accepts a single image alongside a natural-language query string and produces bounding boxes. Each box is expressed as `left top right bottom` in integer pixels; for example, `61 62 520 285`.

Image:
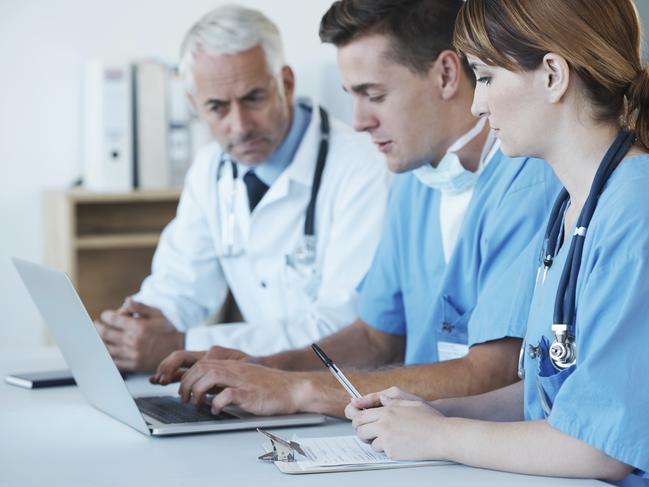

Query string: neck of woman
544 121 620 214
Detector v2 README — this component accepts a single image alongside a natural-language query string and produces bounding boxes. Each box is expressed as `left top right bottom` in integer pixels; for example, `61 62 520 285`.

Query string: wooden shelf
63 188 181 203
43 189 179 323
75 233 161 249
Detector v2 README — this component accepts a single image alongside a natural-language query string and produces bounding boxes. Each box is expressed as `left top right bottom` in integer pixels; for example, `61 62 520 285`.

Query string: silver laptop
12 258 325 436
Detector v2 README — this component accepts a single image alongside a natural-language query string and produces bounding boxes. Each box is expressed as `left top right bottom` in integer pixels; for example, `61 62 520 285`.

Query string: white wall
1 1 649 351
0 0 349 350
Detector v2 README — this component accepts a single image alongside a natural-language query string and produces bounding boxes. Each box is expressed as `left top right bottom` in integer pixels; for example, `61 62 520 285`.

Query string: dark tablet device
5 369 76 389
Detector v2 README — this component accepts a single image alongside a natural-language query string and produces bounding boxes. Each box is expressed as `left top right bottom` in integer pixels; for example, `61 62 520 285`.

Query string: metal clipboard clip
257 428 307 462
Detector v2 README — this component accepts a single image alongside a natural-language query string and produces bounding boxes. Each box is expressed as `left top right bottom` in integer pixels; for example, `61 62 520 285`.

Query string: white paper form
265 435 450 474
300 436 398 466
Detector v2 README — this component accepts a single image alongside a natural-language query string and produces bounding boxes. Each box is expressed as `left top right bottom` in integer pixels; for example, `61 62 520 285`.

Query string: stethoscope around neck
215 105 330 272
519 129 636 377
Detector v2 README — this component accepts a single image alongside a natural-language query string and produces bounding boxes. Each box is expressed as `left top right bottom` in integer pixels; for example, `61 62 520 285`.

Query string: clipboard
257 429 450 474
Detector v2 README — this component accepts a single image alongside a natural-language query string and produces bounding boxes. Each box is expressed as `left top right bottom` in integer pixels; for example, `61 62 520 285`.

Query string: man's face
337 34 452 173
190 46 294 164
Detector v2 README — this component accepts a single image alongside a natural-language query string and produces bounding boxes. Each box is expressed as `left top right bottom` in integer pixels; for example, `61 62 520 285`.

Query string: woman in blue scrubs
345 0 649 482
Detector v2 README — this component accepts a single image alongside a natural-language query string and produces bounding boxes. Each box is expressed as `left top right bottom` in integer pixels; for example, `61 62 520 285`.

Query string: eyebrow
204 87 268 108
343 82 385 95
469 62 486 70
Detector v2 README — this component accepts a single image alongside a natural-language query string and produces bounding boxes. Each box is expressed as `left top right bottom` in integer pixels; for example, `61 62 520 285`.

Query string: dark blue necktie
243 170 269 211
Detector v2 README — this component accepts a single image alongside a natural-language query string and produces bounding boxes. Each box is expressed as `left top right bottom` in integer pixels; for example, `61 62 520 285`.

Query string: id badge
437 340 469 361
436 294 471 361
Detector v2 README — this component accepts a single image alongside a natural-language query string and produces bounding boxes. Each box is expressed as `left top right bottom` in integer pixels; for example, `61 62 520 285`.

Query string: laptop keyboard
135 396 237 424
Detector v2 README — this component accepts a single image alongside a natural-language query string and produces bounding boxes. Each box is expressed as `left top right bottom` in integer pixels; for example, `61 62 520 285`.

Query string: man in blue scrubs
151 0 560 417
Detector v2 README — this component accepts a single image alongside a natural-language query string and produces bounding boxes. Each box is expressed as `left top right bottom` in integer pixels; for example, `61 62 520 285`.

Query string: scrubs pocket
435 294 472 361
535 336 576 417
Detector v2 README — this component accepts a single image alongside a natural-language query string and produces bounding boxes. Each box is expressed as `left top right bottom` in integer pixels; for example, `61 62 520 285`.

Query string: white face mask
413 117 487 195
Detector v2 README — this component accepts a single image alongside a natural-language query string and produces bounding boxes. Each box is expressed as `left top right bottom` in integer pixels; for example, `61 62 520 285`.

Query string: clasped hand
95 297 183 372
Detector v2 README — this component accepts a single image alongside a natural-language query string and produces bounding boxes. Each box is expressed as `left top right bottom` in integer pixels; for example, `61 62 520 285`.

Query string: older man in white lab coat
94 5 389 372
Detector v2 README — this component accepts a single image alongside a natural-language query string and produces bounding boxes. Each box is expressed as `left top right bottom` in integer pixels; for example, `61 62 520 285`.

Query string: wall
1 1 649 350
0 0 348 350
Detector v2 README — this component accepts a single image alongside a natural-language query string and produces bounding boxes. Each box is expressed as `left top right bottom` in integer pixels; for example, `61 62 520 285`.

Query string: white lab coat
135 100 391 355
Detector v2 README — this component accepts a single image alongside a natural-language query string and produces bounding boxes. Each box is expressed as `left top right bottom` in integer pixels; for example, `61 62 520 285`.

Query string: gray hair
179 5 286 93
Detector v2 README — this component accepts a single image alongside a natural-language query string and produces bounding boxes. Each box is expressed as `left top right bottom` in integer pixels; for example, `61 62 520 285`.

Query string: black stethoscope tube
217 105 330 241
304 106 329 238
544 130 635 330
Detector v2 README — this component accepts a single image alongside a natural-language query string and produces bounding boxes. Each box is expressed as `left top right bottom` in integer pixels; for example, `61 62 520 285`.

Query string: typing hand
151 345 255 385
95 297 184 372
204 345 256 362
150 350 206 385
345 386 424 419
177 359 305 416
350 393 445 461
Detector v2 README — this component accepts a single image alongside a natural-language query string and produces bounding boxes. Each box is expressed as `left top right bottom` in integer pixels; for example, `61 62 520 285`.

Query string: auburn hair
453 0 649 149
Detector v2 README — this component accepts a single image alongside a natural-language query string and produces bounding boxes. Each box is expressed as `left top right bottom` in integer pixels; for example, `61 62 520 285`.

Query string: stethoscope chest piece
549 323 577 370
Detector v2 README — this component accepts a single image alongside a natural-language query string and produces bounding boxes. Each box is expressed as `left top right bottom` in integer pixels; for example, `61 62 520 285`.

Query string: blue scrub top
522 155 649 480
357 150 560 365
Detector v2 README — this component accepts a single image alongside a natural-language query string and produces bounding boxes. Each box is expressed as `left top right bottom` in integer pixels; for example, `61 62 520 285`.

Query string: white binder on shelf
132 59 170 190
83 60 133 192
167 68 193 188
132 61 193 190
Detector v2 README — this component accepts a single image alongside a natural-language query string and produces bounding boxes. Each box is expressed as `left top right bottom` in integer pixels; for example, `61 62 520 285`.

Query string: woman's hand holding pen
346 386 423 413
346 386 448 461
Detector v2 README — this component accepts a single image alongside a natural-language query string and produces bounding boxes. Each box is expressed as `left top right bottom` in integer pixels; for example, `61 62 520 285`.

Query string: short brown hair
319 0 472 81
453 0 649 149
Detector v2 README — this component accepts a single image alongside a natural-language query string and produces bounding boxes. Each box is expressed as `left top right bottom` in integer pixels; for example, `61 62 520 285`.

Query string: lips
237 139 266 151
374 140 393 153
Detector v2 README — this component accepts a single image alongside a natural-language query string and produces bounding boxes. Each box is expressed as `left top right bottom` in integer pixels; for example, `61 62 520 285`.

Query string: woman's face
466 55 550 158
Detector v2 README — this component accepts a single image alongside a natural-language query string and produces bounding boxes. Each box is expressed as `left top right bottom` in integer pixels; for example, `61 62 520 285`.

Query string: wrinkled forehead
192 46 275 98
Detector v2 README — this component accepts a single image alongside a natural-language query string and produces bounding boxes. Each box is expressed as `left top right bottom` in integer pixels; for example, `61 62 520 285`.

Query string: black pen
311 343 362 399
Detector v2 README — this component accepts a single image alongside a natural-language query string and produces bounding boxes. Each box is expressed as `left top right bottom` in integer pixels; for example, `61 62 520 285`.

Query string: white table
1 347 605 487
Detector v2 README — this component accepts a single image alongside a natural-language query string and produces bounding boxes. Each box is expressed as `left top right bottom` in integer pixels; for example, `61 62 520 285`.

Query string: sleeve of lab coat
184 136 391 354
134 150 229 332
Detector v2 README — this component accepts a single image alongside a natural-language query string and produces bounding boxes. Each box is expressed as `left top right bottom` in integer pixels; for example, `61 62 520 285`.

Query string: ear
540 53 570 104
281 65 295 102
434 50 464 100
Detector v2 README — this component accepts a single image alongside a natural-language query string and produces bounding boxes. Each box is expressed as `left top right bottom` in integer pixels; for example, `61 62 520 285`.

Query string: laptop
12 258 326 436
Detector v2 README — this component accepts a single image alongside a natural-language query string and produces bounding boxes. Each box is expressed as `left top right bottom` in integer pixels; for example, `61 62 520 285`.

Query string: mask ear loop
446 117 487 154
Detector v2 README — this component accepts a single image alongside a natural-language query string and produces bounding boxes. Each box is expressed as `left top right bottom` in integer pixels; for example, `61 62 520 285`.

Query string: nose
227 102 254 136
351 100 378 133
471 85 490 119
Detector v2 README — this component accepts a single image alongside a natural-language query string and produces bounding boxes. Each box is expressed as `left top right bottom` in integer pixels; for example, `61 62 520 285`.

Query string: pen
311 343 362 399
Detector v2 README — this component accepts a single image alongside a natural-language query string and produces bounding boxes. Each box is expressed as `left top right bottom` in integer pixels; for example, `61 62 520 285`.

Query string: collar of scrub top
541 129 635 348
